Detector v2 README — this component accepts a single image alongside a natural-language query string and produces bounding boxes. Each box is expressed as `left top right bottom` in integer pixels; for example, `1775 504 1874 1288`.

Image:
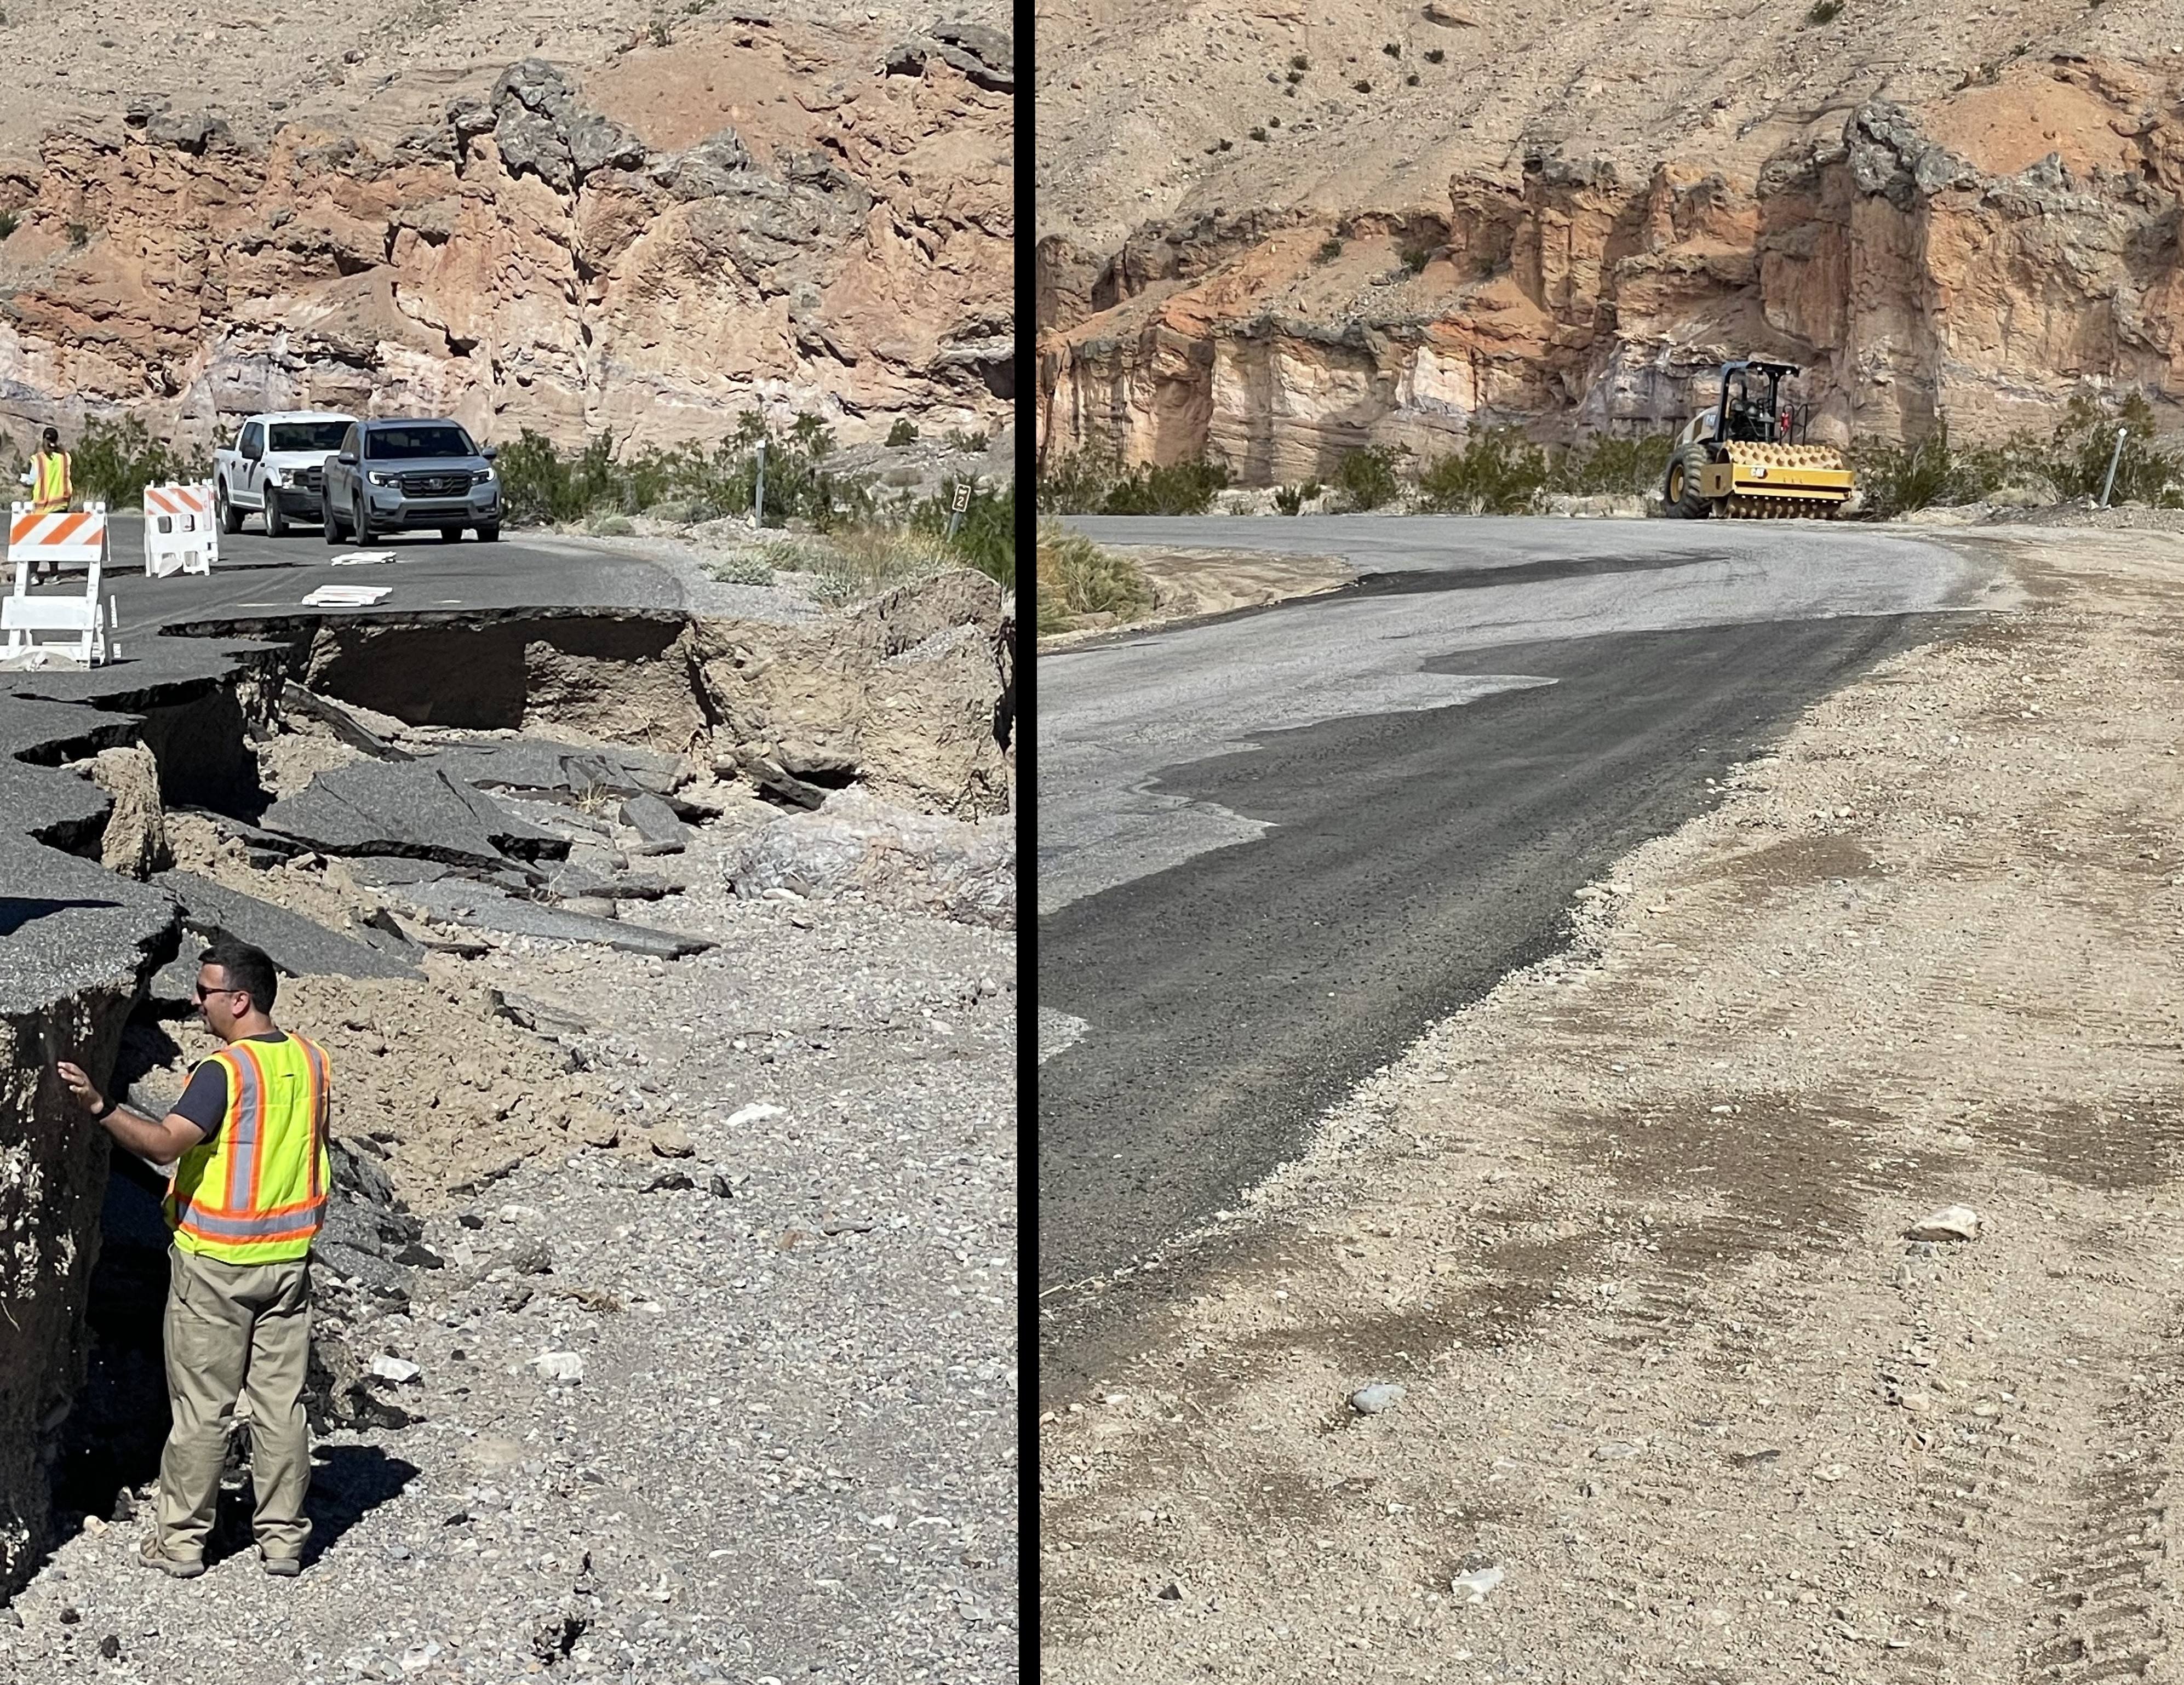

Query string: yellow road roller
1661 360 1854 519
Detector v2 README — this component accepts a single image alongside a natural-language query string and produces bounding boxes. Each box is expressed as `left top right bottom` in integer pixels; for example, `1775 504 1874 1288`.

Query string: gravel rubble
3 822 1018 1684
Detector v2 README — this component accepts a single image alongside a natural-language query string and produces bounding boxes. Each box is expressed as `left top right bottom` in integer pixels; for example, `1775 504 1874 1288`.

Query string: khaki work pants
155 1245 313 1562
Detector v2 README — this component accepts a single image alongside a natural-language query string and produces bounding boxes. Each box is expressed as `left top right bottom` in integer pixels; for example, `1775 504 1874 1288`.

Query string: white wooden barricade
2 543 108 666
8 501 108 580
143 483 218 577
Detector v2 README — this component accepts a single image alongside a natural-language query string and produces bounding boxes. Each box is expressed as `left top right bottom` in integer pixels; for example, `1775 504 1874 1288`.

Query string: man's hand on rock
55 1060 106 1115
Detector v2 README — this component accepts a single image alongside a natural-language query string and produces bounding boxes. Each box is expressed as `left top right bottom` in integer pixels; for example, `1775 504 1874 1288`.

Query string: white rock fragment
725 1103 786 1128
1906 1204 1983 1242
369 1356 421 1385
1349 1383 1406 1415
1451 1564 1504 1603
534 1351 586 1384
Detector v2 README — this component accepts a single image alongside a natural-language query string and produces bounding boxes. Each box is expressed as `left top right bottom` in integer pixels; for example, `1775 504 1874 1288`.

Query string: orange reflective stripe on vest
165 1034 332 1264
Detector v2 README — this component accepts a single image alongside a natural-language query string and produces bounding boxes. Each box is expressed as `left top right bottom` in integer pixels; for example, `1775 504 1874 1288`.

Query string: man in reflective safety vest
27 425 71 513
58 938 332 1580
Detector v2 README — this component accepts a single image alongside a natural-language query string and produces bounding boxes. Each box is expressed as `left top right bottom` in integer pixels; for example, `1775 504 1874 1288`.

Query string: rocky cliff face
1039 48 2184 480
0 12 1012 454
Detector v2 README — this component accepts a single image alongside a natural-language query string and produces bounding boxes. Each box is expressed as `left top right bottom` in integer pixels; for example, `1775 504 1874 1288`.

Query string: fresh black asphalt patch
1037 610 1972 1395
1343 550 1741 596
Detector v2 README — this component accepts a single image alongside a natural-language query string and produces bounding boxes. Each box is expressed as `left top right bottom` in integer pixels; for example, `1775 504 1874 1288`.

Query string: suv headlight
366 471 400 488
471 468 495 486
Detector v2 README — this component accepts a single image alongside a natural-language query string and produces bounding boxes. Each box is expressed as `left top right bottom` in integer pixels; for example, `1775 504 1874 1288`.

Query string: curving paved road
1038 514 2004 1382
100 513 691 628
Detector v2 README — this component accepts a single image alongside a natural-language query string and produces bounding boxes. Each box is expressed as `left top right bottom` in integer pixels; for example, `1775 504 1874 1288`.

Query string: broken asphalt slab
425 739 681 800
388 876 714 958
619 792 689 853
259 761 570 870
152 870 420 981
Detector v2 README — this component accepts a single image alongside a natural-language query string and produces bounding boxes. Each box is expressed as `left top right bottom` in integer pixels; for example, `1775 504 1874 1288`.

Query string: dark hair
200 940 278 1014
40 427 58 447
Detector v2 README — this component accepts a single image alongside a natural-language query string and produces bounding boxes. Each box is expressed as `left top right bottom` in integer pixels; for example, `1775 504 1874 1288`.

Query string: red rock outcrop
1038 58 2184 481
0 15 1012 452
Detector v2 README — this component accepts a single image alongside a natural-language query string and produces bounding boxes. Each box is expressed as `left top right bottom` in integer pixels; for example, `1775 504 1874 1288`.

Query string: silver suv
320 418 502 544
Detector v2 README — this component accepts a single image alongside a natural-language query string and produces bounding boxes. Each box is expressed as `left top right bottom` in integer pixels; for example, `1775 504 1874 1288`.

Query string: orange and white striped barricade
7 501 108 582
142 482 218 577
3 517 108 666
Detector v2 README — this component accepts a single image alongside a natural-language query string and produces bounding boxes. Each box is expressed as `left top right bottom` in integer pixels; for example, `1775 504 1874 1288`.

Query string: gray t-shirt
168 1031 293 1145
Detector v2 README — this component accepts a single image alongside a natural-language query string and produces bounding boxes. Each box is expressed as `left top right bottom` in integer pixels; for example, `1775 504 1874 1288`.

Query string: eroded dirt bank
1039 526 2184 1680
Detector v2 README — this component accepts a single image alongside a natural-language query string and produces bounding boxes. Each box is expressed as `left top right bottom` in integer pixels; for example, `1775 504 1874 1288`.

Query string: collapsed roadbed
0 565 1015 1609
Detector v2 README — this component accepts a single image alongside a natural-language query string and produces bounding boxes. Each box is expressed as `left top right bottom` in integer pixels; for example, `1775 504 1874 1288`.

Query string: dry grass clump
748 526 962 605
1036 525 1155 634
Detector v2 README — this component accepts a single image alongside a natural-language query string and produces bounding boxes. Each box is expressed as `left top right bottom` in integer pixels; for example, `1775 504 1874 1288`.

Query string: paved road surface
1039 515 2002 1379
93 513 690 630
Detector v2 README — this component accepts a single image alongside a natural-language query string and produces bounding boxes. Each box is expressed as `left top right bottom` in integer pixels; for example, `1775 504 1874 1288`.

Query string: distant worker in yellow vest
27 425 71 513
58 939 332 1580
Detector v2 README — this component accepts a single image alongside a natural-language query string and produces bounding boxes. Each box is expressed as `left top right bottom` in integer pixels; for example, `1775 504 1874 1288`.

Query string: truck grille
296 465 324 492
399 472 471 496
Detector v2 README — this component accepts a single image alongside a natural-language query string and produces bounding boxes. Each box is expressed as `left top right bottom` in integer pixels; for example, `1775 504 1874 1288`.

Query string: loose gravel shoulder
2 824 1018 1684
1038 526 2184 1681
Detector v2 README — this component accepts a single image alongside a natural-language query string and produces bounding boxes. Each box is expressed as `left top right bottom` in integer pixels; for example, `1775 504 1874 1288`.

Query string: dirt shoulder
1039 525 2184 1679
1037 546 1356 651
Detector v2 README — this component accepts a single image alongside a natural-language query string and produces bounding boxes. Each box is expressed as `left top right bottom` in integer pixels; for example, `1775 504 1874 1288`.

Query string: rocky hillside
0 0 1012 454
1036 0 2184 480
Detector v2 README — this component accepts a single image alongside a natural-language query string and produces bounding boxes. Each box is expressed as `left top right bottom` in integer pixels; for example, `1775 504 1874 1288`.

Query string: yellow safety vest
30 450 69 513
165 1034 333 1265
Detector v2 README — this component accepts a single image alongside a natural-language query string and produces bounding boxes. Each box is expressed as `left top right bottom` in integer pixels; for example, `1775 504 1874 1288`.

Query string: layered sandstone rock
0 11 1012 453
1038 56 2184 480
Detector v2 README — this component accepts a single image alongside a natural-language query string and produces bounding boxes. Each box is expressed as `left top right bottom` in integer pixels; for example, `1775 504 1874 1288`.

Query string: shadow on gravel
198 1446 419 1569
294 1446 420 1568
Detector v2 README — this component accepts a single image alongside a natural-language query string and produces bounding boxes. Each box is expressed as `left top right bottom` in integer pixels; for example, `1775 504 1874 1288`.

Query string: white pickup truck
213 411 357 537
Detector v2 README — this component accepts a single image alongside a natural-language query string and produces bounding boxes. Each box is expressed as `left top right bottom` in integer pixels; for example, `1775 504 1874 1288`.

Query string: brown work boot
137 1535 204 1578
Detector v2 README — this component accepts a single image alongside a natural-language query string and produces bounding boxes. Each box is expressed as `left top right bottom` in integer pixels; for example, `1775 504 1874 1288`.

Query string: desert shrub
1317 237 1344 262
1038 452 1229 517
1036 524 1155 634
495 429 618 524
886 418 918 446
496 413 872 530
800 525 961 606
1104 458 1230 515
1424 48 1445 63
1273 483 1320 515
1416 427 1550 513
910 478 1015 589
72 416 207 508
1807 0 1842 21
1550 433 1677 497
1334 443 1405 510
1398 240 1434 273
0 210 18 240
66 222 87 248
1850 394 2184 516
707 555 776 587
1352 79 1372 93
1036 451 1120 514
2036 392 2182 504
1405 72 1420 85
1249 127 1268 141
1383 41 1401 56
1847 425 1963 518
1289 53 1308 70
